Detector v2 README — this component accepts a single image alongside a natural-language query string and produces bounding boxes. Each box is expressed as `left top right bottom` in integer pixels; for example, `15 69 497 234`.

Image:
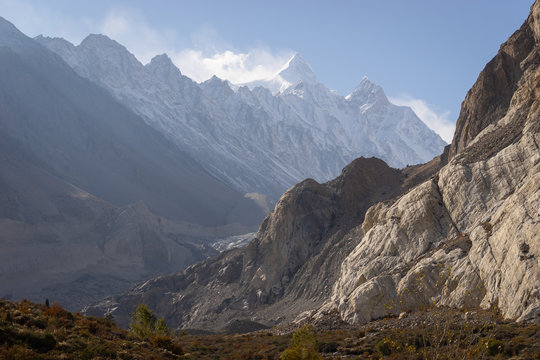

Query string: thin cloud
0 0 92 43
98 8 181 64
171 48 292 84
189 25 230 54
389 94 455 143
98 11 293 84
0 1 291 85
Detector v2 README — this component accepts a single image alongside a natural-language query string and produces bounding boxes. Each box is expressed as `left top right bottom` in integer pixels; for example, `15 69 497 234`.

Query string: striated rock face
328 128 539 322
326 0 540 324
87 1 539 328
448 0 539 159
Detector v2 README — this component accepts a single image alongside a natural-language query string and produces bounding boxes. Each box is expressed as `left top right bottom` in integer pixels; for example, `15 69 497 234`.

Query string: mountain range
0 14 444 311
36 36 446 199
0 17 266 309
84 0 540 330
2 0 537 329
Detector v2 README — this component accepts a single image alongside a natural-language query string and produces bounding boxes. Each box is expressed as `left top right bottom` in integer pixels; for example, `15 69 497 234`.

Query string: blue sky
0 0 533 142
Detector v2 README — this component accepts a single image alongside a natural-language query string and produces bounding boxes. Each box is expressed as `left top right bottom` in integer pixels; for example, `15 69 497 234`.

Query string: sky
0 0 533 143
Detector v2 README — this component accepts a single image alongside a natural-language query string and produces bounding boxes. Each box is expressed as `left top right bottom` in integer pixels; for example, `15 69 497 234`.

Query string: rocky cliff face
448 0 539 159
87 1 539 328
325 0 540 324
85 157 441 328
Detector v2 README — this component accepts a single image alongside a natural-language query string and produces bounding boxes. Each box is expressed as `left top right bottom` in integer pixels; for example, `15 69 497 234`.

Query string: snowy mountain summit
346 76 388 104
37 36 447 199
278 53 318 84
238 53 318 94
273 53 318 92
236 54 446 171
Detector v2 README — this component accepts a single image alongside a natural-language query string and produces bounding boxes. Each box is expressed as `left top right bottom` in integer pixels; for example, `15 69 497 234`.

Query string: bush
130 304 170 340
281 325 323 360
317 341 339 353
150 334 184 355
486 338 504 356
44 302 73 321
80 342 116 360
0 343 41 360
376 338 395 356
19 330 56 353
26 317 47 329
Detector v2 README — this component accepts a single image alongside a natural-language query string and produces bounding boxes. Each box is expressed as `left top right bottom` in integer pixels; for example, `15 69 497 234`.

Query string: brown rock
448 0 539 159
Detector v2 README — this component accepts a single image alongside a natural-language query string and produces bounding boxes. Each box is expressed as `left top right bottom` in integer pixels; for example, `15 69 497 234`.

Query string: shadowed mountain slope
0 17 266 309
0 17 265 227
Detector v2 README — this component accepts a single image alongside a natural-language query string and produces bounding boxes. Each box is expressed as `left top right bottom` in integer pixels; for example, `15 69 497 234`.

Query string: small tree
129 304 170 339
281 325 323 360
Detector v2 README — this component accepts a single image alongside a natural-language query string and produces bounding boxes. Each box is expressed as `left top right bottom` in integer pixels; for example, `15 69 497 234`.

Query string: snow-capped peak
346 76 389 105
38 32 448 200
80 34 125 51
144 54 187 90
34 35 73 48
236 53 318 94
146 53 182 76
76 33 143 77
148 53 174 67
200 75 235 100
205 74 225 84
277 53 317 86
202 75 235 91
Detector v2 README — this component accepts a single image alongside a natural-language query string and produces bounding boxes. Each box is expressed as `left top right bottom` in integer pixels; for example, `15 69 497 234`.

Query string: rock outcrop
326 0 540 324
448 0 539 159
87 1 539 328
85 157 442 328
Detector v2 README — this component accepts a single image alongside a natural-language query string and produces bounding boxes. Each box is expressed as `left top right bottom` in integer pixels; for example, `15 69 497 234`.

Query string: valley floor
0 299 538 359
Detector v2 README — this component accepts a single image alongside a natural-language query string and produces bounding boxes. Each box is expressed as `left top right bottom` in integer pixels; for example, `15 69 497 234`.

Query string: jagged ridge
36 36 446 200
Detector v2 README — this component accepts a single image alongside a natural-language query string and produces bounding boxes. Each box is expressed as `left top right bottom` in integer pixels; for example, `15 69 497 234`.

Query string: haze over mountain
0 14 445 312
0 16 266 309
85 0 540 330
36 35 446 199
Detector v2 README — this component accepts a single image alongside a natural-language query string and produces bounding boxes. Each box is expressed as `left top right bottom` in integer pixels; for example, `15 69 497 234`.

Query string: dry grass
0 299 538 359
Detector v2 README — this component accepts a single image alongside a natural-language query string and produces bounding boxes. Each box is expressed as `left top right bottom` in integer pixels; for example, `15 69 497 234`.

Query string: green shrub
281 325 323 360
129 304 170 340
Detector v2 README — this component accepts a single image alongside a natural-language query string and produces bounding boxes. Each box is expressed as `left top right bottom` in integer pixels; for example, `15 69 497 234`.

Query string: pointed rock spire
147 53 182 77
277 53 318 85
346 76 389 105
